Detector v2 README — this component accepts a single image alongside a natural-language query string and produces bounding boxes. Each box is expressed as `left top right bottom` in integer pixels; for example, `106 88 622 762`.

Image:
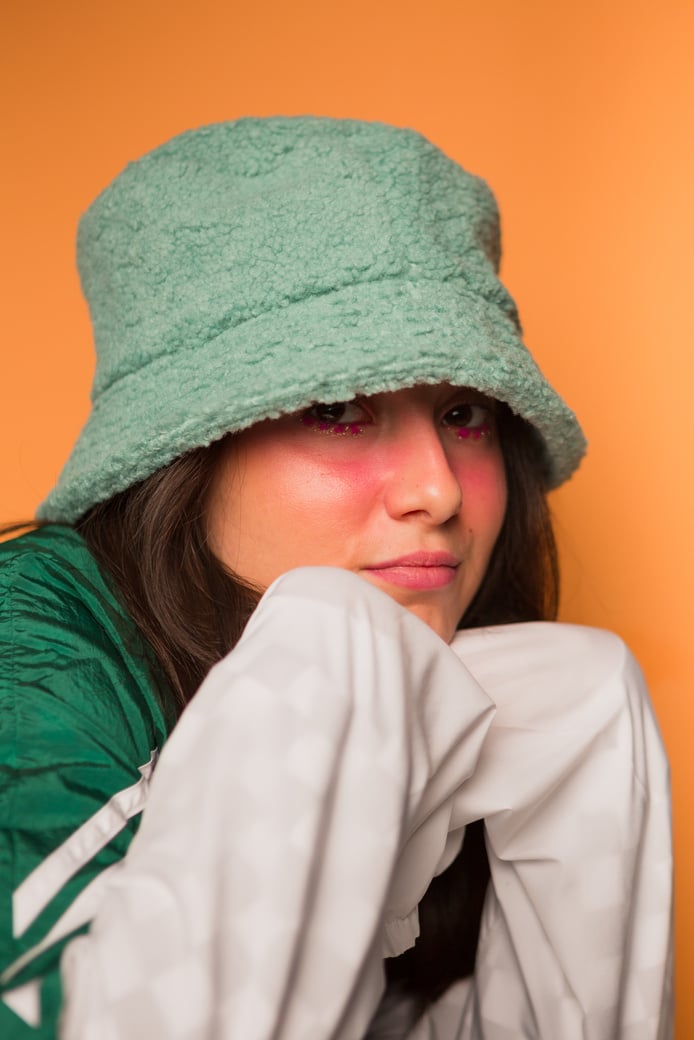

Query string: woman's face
207 384 507 643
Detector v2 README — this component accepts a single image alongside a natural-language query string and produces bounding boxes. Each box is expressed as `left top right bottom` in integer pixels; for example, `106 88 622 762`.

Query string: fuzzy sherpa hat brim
39 279 584 522
38 117 585 522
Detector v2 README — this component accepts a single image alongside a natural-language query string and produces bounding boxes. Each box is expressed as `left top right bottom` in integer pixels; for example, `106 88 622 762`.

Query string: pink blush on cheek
285 456 382 504
259 439 383 515
457 460 507 517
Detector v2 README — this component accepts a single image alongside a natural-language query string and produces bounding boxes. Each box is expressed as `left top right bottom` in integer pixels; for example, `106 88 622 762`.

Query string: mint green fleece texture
38 116 586 522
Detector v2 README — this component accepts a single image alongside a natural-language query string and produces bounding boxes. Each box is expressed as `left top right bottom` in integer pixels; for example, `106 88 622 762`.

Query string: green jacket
0 526 172 1038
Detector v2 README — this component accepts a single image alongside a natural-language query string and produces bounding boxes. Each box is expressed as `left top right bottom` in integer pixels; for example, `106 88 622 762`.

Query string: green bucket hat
38 116 586 522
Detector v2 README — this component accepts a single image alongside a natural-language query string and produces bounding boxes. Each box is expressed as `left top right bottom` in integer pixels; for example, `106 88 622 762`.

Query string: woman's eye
299 400 369 435
443 403 493 440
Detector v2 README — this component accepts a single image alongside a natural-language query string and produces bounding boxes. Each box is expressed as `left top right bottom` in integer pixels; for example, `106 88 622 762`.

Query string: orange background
2 0 692 1031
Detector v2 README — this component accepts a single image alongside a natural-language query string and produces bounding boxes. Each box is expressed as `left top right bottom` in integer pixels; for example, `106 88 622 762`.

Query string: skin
207 384 508 643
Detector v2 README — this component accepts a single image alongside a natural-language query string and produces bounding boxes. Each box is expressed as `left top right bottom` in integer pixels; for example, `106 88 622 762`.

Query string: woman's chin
405 606 457 644
358 573 459 642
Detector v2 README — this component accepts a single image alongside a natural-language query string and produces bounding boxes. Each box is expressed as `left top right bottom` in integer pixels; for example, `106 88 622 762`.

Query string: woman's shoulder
454 619 630 663
1 523 107 589
1 525 133 659
0 524 171 747
451 620 642 710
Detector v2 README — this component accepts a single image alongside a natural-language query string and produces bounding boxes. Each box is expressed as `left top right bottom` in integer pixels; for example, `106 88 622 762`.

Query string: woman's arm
58 567 495 1040
0 528 170 1039
50 569 672 1039
412 623 673 1040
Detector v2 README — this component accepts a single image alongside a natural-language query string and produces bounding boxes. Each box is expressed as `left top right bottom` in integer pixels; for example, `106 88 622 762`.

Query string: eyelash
299 401 369 436
298 400 493 439
442 404 493 440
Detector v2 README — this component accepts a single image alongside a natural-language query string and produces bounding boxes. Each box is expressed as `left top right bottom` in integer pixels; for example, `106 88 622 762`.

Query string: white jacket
58 568 673 1039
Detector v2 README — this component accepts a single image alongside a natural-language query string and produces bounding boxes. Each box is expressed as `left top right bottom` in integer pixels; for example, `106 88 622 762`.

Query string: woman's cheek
456 451 508 533
271 452 381 511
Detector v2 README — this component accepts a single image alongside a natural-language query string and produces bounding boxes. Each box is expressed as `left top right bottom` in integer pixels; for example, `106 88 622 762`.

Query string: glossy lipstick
364 552 459 590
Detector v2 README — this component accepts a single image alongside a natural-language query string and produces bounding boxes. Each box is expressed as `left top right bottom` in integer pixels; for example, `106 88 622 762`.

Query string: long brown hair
74 403 558 1018
76 439 261 711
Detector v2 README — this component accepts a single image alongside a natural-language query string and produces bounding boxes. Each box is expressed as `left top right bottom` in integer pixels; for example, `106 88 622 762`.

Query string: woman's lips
364 552 460 590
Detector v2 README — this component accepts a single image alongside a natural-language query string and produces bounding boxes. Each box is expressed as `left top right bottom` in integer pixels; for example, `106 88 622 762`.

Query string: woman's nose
383 422 463 525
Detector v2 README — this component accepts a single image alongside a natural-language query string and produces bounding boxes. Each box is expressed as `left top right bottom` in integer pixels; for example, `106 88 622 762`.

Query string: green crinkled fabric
0 526 171 1038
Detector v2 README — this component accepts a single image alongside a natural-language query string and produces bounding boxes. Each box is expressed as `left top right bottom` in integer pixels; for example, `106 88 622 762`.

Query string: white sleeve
59 567 495 1040
412 622 673 1040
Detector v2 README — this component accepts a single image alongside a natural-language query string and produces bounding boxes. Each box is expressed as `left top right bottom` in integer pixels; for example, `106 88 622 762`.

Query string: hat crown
39 117 586 522
77 117 516 398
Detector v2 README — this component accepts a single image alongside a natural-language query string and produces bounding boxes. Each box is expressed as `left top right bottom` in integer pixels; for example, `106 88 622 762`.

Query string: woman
0 117 672 1039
